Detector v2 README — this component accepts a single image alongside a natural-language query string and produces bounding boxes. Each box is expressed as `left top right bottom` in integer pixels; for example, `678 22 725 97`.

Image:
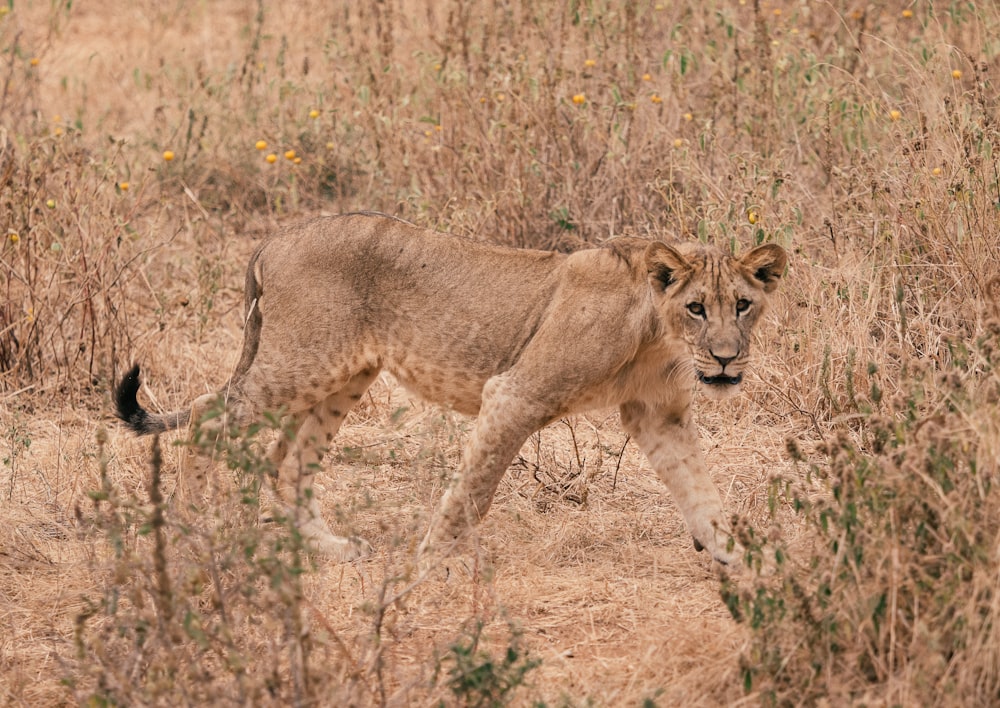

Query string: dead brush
0 127 142 397
727 322 1000 705
726 141 1000 704
71 416 325 705
69 400 540 705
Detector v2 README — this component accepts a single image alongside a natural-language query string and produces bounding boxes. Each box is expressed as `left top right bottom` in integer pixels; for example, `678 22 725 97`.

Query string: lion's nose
712 351 737 368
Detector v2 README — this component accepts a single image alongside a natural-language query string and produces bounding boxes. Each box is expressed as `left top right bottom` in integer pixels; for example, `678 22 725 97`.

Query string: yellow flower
284 150 296 160
495 93 505 102
572 93 586 105
163 150 175 161
951 69 962 79
433 63 442 72
265 153 277 164
651 94 663 104
584 59 596 68
683 112 693 121
642 73 651 81
747 209 759 225
255 140 267 150
435 124 443 132
889 110 901 122
932 167 942 176
326 141 335 150
29 57 39 67
119 182 130 191
673 138 684 148
46 199 55 209
901 9 914 18
308 109 320 119
293 157 302 164
8 232 19 244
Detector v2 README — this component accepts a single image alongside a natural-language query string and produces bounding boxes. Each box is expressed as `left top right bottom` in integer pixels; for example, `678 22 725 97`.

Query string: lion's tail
113 364 190 435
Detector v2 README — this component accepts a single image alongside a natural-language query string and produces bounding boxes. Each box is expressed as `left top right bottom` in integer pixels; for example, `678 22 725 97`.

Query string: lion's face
645 241 787 399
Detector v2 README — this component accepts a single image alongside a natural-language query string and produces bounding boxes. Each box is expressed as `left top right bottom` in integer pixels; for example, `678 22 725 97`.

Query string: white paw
693 534 744 570
314 533 373 562
415 532 470 582
332 535 374 562
712 550 744 574
299 518 372 561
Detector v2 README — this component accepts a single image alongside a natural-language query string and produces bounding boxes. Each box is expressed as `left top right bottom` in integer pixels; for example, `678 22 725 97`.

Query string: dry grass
1 0 999 705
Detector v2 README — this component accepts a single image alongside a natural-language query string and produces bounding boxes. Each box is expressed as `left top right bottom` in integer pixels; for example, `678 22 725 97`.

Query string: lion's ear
740 243 787 293
645 242 690 291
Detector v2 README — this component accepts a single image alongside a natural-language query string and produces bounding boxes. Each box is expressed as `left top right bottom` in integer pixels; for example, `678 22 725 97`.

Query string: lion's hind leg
272 369 379 561
177 391 257 507
419 373 557 556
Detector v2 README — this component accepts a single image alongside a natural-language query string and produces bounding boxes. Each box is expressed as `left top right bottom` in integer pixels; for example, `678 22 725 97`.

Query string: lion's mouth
697 371 743 386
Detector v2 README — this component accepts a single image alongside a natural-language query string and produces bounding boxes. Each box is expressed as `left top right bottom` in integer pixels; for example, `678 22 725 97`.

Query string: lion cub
115 212 786 567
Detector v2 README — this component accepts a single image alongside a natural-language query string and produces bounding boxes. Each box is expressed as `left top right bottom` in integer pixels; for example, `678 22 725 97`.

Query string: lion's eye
687 302 706 318
736 299 751 314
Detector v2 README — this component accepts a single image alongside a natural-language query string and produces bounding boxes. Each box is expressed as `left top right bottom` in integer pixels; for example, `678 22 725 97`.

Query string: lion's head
645 240 787 399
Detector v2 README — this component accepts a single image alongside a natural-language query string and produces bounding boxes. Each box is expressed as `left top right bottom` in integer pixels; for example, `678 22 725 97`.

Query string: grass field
2 0 999 704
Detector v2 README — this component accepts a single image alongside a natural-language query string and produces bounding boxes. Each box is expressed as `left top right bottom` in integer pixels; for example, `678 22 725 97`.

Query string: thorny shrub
725 293 1000 705
71 411 326 704
71 400 540 704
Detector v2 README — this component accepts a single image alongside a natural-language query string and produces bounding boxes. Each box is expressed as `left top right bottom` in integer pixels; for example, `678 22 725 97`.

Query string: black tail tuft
114 364 141 419
113 364 163 435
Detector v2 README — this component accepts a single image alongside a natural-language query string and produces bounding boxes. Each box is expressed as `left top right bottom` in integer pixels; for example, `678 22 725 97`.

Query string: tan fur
115 212 787 567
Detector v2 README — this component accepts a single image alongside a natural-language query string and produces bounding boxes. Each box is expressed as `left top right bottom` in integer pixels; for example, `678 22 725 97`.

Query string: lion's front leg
620 400 742 568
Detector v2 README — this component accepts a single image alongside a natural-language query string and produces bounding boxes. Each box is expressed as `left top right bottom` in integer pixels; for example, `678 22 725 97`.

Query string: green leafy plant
436 619 541 708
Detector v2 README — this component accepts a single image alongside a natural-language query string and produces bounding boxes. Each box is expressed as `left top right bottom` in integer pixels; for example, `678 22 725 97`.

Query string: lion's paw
299 518 372 561
693 534 745 572
314 534 373 562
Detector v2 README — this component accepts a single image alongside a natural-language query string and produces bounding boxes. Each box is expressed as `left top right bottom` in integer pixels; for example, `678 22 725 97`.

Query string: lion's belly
388 364 485 416
377 321 528 416
383 348 491 416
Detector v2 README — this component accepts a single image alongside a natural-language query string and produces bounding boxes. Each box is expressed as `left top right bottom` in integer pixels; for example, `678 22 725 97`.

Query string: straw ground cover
1 0 999 704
